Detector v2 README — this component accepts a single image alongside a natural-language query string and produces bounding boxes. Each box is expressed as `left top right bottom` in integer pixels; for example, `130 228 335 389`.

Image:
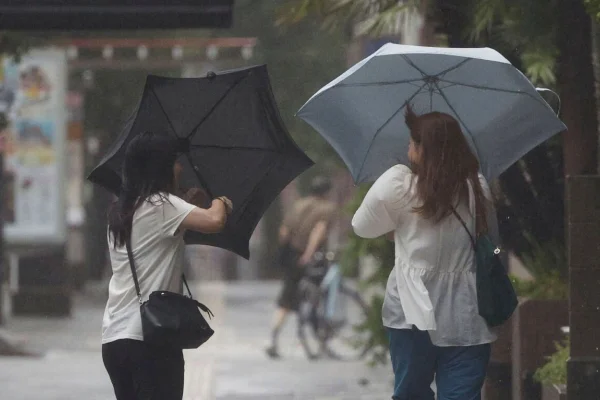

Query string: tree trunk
557 0 598 176
592 19 600 174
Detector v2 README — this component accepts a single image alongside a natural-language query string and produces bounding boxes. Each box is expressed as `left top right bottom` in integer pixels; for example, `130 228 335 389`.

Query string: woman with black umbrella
101 132 232 400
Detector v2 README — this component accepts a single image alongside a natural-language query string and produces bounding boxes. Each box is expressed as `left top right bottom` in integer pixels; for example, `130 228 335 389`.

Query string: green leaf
534 336 569 385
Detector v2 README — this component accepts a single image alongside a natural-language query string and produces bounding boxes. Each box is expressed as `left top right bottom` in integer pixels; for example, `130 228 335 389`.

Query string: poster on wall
0 48 67 244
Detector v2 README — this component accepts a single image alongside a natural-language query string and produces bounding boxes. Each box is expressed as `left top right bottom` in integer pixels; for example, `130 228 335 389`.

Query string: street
0 281 393 400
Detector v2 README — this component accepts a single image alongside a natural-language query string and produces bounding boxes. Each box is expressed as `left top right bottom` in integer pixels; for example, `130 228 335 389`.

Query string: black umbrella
88 65 313 259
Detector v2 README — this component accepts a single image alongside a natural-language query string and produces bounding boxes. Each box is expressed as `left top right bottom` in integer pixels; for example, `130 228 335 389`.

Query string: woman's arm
180 198 231 234
352 167 407 239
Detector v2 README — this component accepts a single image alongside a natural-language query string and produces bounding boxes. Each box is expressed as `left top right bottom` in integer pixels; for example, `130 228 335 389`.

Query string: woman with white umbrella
352 105 500 400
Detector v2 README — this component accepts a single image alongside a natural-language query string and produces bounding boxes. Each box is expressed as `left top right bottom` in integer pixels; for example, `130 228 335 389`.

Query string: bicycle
296 251 370 361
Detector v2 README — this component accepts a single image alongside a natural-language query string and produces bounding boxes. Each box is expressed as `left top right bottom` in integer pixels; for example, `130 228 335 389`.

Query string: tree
584 0 600 173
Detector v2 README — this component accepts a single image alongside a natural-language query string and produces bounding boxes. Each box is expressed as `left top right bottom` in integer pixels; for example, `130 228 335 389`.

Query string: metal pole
0 112 7 324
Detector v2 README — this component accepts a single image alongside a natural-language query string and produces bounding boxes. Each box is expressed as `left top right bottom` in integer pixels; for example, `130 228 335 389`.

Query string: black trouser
102 339 184 400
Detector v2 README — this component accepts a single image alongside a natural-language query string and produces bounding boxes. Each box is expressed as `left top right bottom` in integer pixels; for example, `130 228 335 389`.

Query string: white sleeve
352 165 411 239
160 194 196 237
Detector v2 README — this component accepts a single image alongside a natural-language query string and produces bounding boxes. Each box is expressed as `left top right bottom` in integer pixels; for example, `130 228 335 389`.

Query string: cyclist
266 176 337 359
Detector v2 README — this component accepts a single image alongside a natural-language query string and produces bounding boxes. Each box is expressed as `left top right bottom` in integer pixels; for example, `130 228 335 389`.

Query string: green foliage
339 184 395 365
534 336 569 386
233 0 348 182
510 237 568 300
277 0 420 38
520 238 567 278
585 0 600 21
352 294 391 366
510 270 567 300
467 0 560 86
341 185 395 277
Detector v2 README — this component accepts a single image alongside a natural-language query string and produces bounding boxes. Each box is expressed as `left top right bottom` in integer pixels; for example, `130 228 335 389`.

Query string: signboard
0 48 68 244
0 1 234 30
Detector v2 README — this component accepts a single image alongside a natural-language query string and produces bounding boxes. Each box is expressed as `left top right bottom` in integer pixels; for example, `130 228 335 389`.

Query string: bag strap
125 236 193 304
451 208 476 250
125 237 143 304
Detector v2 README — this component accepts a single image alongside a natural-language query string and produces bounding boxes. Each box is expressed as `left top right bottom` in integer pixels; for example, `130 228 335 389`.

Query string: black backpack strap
451 208 476 249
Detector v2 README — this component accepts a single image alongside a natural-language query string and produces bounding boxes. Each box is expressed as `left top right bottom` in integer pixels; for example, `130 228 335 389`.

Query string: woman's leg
126 341 184 400
102 340 136 400
387 327 437 400
435 343 491 400
150 345 185 400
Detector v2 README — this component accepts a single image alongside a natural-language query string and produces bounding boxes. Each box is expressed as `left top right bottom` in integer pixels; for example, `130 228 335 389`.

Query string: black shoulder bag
452 209 518 328
125 238 215 349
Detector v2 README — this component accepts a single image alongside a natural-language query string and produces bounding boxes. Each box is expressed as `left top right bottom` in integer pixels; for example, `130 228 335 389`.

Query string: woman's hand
215 196 233 215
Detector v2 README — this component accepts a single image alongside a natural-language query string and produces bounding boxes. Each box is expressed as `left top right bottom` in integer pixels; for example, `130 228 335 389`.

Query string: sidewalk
0 281 393 400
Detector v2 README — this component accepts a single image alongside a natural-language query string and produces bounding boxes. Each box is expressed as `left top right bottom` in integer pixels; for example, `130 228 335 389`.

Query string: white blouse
352 164 497 347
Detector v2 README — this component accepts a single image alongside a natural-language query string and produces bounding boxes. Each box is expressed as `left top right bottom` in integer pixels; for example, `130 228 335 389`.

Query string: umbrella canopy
89 65 313 259
297 43 566 183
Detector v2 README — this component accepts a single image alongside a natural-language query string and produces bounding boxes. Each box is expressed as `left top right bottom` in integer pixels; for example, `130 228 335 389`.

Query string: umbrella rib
434 58 471 78
356 81 429 181
181 152 214 199
186 75 248 139
190 144 278 152
438 78 552 110
150 87 181 140
147 88 215 197
336 77 424 88
432 80 482 162
400 54 428 77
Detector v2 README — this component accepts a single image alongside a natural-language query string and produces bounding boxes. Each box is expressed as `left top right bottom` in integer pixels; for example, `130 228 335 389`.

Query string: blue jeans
387 327 491 400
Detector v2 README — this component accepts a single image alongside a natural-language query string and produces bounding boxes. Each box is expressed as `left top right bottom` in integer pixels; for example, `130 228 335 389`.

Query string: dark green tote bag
452 210 518 327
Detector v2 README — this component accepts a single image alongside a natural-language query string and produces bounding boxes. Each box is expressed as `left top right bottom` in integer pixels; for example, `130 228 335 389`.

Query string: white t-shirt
102 193 196 344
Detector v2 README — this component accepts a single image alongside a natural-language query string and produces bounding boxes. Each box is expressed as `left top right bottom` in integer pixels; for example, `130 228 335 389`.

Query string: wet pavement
0 281 393 400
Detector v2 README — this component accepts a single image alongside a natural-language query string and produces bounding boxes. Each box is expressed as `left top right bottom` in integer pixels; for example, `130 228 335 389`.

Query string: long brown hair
405 104 488 235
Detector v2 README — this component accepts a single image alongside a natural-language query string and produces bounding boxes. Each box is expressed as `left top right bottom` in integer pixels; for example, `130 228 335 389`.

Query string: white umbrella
297 43 566 183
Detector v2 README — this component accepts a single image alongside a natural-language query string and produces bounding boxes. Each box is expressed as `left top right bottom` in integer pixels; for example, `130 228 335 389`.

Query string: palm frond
354 2 419 37
521 46 558 86
275 0 332 27
468 0 506 41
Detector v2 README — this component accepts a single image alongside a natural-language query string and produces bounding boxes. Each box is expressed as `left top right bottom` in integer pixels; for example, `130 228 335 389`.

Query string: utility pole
0 112 6 324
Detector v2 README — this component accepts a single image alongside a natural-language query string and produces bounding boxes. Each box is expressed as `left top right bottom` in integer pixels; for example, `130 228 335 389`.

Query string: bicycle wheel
296 279 324 360
321 282 370 361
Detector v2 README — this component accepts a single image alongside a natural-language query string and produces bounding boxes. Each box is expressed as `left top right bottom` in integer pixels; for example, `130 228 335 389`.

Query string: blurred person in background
266 176 337 359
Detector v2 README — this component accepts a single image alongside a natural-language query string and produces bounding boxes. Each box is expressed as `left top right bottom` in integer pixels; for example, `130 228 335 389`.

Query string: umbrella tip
206 71 217 81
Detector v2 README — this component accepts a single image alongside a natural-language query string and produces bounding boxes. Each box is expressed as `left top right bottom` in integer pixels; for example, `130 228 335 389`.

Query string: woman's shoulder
371 164 415 201
376 164 414 189
378 164 413 182
143 192 190 210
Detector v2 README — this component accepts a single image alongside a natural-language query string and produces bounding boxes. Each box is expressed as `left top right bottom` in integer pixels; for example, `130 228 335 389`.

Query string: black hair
108 132 179 247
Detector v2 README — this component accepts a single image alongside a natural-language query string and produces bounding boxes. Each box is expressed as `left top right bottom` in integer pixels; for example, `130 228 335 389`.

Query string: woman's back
102 193 195 344
352 164 497 346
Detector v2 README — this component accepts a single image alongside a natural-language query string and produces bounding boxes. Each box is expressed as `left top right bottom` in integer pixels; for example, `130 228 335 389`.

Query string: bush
534 337 569 386
511 239 568 300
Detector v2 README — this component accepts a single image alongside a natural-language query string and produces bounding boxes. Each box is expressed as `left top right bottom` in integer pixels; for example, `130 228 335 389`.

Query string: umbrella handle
536 87 561 116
